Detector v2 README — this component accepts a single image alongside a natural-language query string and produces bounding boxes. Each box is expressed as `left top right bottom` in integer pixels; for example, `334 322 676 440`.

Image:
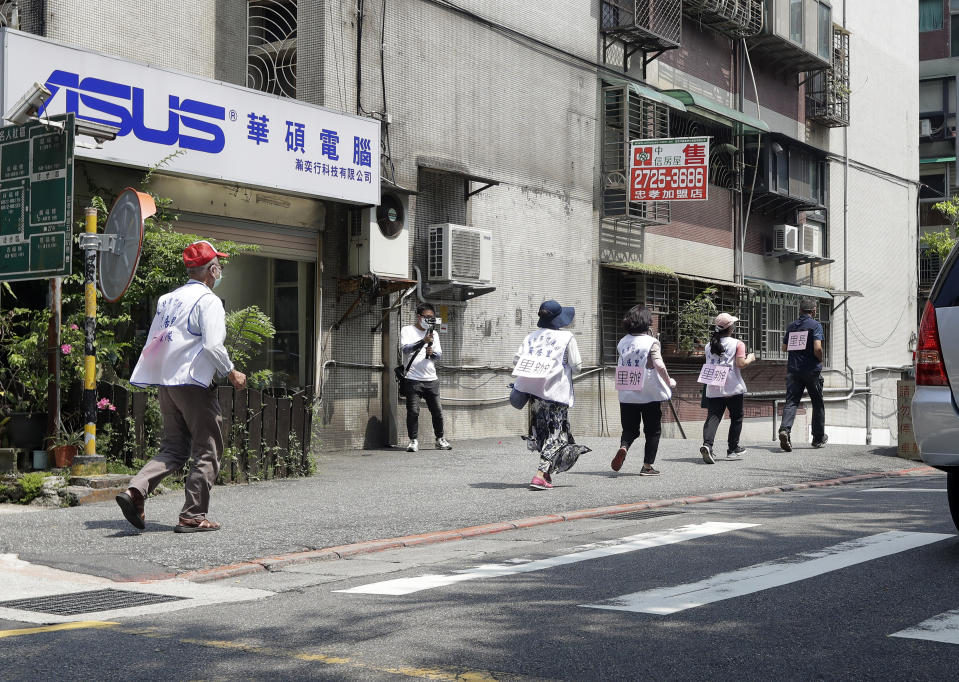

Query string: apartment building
0 1 918 449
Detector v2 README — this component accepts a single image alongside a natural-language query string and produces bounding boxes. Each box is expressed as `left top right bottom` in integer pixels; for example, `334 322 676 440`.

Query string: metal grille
676 279 752 353
670 112 739 191
428 225 445 280
0 589 186 616
806 26 850 128
602 85 671 229
0 1 19 28
920 250 943 292
604 509 685 520
601 0 682 50
684 0 764 38
450 228 481 280
600 268 676 362
248 0 298 98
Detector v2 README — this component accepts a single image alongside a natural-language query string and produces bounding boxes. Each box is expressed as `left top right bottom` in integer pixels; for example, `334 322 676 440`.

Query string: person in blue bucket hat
511 299 591 490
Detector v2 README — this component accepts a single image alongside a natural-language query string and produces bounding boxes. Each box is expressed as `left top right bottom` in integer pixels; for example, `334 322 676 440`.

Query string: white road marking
0 554 273 624
334 522 757 596
891 610 959 645
582 531 953 615
862 488 946 492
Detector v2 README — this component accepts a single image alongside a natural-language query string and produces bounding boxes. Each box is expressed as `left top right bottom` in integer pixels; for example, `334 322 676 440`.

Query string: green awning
661 90 770 133
921 156 956 164
746 278 833 299
603 79 687 112
602 261 677 277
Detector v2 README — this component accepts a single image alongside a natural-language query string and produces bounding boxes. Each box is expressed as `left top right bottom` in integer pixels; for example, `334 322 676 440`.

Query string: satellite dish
99 188 156 302
376 191 405 238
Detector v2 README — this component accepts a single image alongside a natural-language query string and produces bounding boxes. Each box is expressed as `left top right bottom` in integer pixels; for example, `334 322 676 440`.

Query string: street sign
629 136 710 203
0 113 75 282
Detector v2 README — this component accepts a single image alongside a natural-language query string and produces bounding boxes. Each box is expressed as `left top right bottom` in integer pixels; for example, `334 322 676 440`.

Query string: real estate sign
629 137 710 203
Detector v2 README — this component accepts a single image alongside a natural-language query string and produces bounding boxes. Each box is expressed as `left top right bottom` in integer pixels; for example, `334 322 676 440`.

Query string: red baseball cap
182 240 228 268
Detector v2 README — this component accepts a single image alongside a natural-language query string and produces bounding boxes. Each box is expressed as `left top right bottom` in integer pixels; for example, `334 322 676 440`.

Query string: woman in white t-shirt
611 305 676 476
513 300 591 490
699 312 755 464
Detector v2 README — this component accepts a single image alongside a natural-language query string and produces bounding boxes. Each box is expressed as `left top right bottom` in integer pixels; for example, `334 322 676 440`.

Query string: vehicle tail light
916 300 950 386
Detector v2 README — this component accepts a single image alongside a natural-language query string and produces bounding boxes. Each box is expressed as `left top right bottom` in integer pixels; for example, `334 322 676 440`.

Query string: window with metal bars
674 279 753 353
669 112 739 191
601 84 671 227
600 268 675 363
752 292 830 366
248 0 297 99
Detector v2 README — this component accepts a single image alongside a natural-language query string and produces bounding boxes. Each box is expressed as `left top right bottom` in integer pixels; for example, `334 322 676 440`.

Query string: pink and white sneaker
529 475 553 490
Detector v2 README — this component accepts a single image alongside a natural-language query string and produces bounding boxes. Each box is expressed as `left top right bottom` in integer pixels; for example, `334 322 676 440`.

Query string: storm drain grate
604 509 686 521
0 589 187 616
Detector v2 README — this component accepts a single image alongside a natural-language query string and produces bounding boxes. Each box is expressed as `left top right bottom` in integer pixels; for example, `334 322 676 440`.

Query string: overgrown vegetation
678 287 719 353
926 197 959 261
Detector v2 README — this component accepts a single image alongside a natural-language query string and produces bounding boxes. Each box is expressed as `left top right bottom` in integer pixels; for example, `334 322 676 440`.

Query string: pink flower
96 398 114 411
69 324 79 330
60 344 72 354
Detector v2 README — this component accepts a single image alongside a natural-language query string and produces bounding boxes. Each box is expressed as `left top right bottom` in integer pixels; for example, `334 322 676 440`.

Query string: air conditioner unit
920 118 933 137
427 223 493 284
348 189 410 278
801 223 823 257
772 224 800 253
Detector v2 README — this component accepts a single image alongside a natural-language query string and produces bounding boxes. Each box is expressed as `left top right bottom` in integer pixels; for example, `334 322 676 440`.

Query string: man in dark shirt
777 298 827 452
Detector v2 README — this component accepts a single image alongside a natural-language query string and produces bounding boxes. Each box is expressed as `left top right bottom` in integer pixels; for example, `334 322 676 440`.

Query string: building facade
1 0 918 450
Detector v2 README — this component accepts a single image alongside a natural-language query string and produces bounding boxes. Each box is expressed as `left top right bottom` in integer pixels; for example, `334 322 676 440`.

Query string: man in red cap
117 240 246 532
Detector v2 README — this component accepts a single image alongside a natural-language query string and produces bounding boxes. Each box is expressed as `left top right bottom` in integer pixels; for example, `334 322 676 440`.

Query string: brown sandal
116 489 145 530
174 517 221 533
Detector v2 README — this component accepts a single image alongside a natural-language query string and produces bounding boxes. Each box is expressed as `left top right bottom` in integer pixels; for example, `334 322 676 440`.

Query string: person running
699 312 755 464
778 298 827 451
611 304 677 476
512 299 591 490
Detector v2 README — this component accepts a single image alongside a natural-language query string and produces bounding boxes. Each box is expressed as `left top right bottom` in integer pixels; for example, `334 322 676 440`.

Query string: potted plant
677 287 720 356
46 428 84 468
0 307 52 450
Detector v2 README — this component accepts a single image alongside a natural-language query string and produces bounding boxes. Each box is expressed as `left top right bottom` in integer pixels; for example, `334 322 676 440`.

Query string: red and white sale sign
629 137 710 202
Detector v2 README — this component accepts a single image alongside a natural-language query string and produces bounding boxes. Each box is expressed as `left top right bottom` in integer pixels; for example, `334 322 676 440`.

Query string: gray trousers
129 385 223 520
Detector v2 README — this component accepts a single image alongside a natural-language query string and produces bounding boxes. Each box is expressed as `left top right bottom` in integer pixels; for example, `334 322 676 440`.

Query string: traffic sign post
0 113 75 282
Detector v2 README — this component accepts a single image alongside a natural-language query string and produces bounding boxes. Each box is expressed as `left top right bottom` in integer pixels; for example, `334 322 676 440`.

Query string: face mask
211 265 223 289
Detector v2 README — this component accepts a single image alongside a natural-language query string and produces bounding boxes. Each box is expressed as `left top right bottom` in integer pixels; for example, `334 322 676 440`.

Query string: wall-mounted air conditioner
772 224 800 253
801 223 823 258
348 189 410 278
428 223 493 284
920 118 933 137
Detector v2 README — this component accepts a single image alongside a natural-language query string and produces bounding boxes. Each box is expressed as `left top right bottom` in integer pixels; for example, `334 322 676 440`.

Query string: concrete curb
177 465 935 583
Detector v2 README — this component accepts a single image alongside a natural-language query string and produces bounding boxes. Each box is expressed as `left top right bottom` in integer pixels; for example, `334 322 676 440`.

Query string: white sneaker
406 439 418 452
435 437 452 450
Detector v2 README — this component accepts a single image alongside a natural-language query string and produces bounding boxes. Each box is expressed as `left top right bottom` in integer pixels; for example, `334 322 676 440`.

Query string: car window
933 248 959 308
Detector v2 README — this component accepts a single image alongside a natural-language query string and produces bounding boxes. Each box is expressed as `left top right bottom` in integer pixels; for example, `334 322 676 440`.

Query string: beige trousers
129 385 223 520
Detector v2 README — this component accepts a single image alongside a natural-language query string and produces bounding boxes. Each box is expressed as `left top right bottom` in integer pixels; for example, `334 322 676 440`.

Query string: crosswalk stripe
334 522 757 596
863 488 946 492
582 531 953 615
890 610 959 645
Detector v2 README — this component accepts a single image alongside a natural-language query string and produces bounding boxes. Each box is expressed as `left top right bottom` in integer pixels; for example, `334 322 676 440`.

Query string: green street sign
0 113 74 282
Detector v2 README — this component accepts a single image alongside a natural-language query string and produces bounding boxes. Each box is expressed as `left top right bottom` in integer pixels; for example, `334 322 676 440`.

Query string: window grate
0 589 187 616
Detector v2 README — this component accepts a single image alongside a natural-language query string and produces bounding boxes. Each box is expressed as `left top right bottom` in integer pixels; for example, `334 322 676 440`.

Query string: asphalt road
0 437 928 580
1 473 957 680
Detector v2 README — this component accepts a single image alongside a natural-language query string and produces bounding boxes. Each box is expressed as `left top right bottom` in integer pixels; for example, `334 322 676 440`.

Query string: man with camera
399 303 451 452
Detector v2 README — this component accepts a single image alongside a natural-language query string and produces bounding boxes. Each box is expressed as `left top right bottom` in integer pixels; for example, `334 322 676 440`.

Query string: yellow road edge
0 621 119 638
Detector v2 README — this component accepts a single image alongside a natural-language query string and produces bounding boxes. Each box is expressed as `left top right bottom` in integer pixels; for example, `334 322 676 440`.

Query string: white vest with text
704 336 748 398
513 328 575 406
129 281 218 388
616 334 672 404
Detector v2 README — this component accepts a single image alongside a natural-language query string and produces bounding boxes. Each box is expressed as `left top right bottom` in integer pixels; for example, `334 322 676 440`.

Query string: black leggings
702 394 745 450
619 401 662 465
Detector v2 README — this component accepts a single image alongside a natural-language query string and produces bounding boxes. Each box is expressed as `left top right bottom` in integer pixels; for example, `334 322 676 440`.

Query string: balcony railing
684 0 763 39
806 26 850 128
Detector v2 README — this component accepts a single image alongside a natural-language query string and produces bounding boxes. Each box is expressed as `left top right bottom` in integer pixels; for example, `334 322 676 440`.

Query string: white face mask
211 264 223 289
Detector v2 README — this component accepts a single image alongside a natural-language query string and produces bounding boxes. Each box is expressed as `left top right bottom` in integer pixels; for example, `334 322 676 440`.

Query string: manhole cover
604 509 685 521
0 589 186 616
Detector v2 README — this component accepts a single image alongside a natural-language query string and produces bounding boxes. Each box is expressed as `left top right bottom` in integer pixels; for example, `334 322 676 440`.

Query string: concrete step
69 474 133 489
63 485 127 506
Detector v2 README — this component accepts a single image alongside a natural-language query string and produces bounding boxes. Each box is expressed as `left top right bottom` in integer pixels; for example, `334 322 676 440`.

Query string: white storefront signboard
0 29 380 205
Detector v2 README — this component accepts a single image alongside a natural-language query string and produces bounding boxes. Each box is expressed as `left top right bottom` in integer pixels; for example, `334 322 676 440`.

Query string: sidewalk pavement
0 436 935 582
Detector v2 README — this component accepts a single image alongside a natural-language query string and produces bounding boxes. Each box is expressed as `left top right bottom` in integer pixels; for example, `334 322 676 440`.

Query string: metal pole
865 366 873 445
82 207 97 457
46 277 61 443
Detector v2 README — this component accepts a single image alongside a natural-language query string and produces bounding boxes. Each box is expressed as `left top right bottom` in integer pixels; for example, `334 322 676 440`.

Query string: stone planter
49 445 78 468
8 412 47 451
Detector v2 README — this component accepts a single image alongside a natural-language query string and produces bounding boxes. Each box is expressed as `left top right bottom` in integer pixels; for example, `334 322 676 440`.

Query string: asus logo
38 70 226 153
